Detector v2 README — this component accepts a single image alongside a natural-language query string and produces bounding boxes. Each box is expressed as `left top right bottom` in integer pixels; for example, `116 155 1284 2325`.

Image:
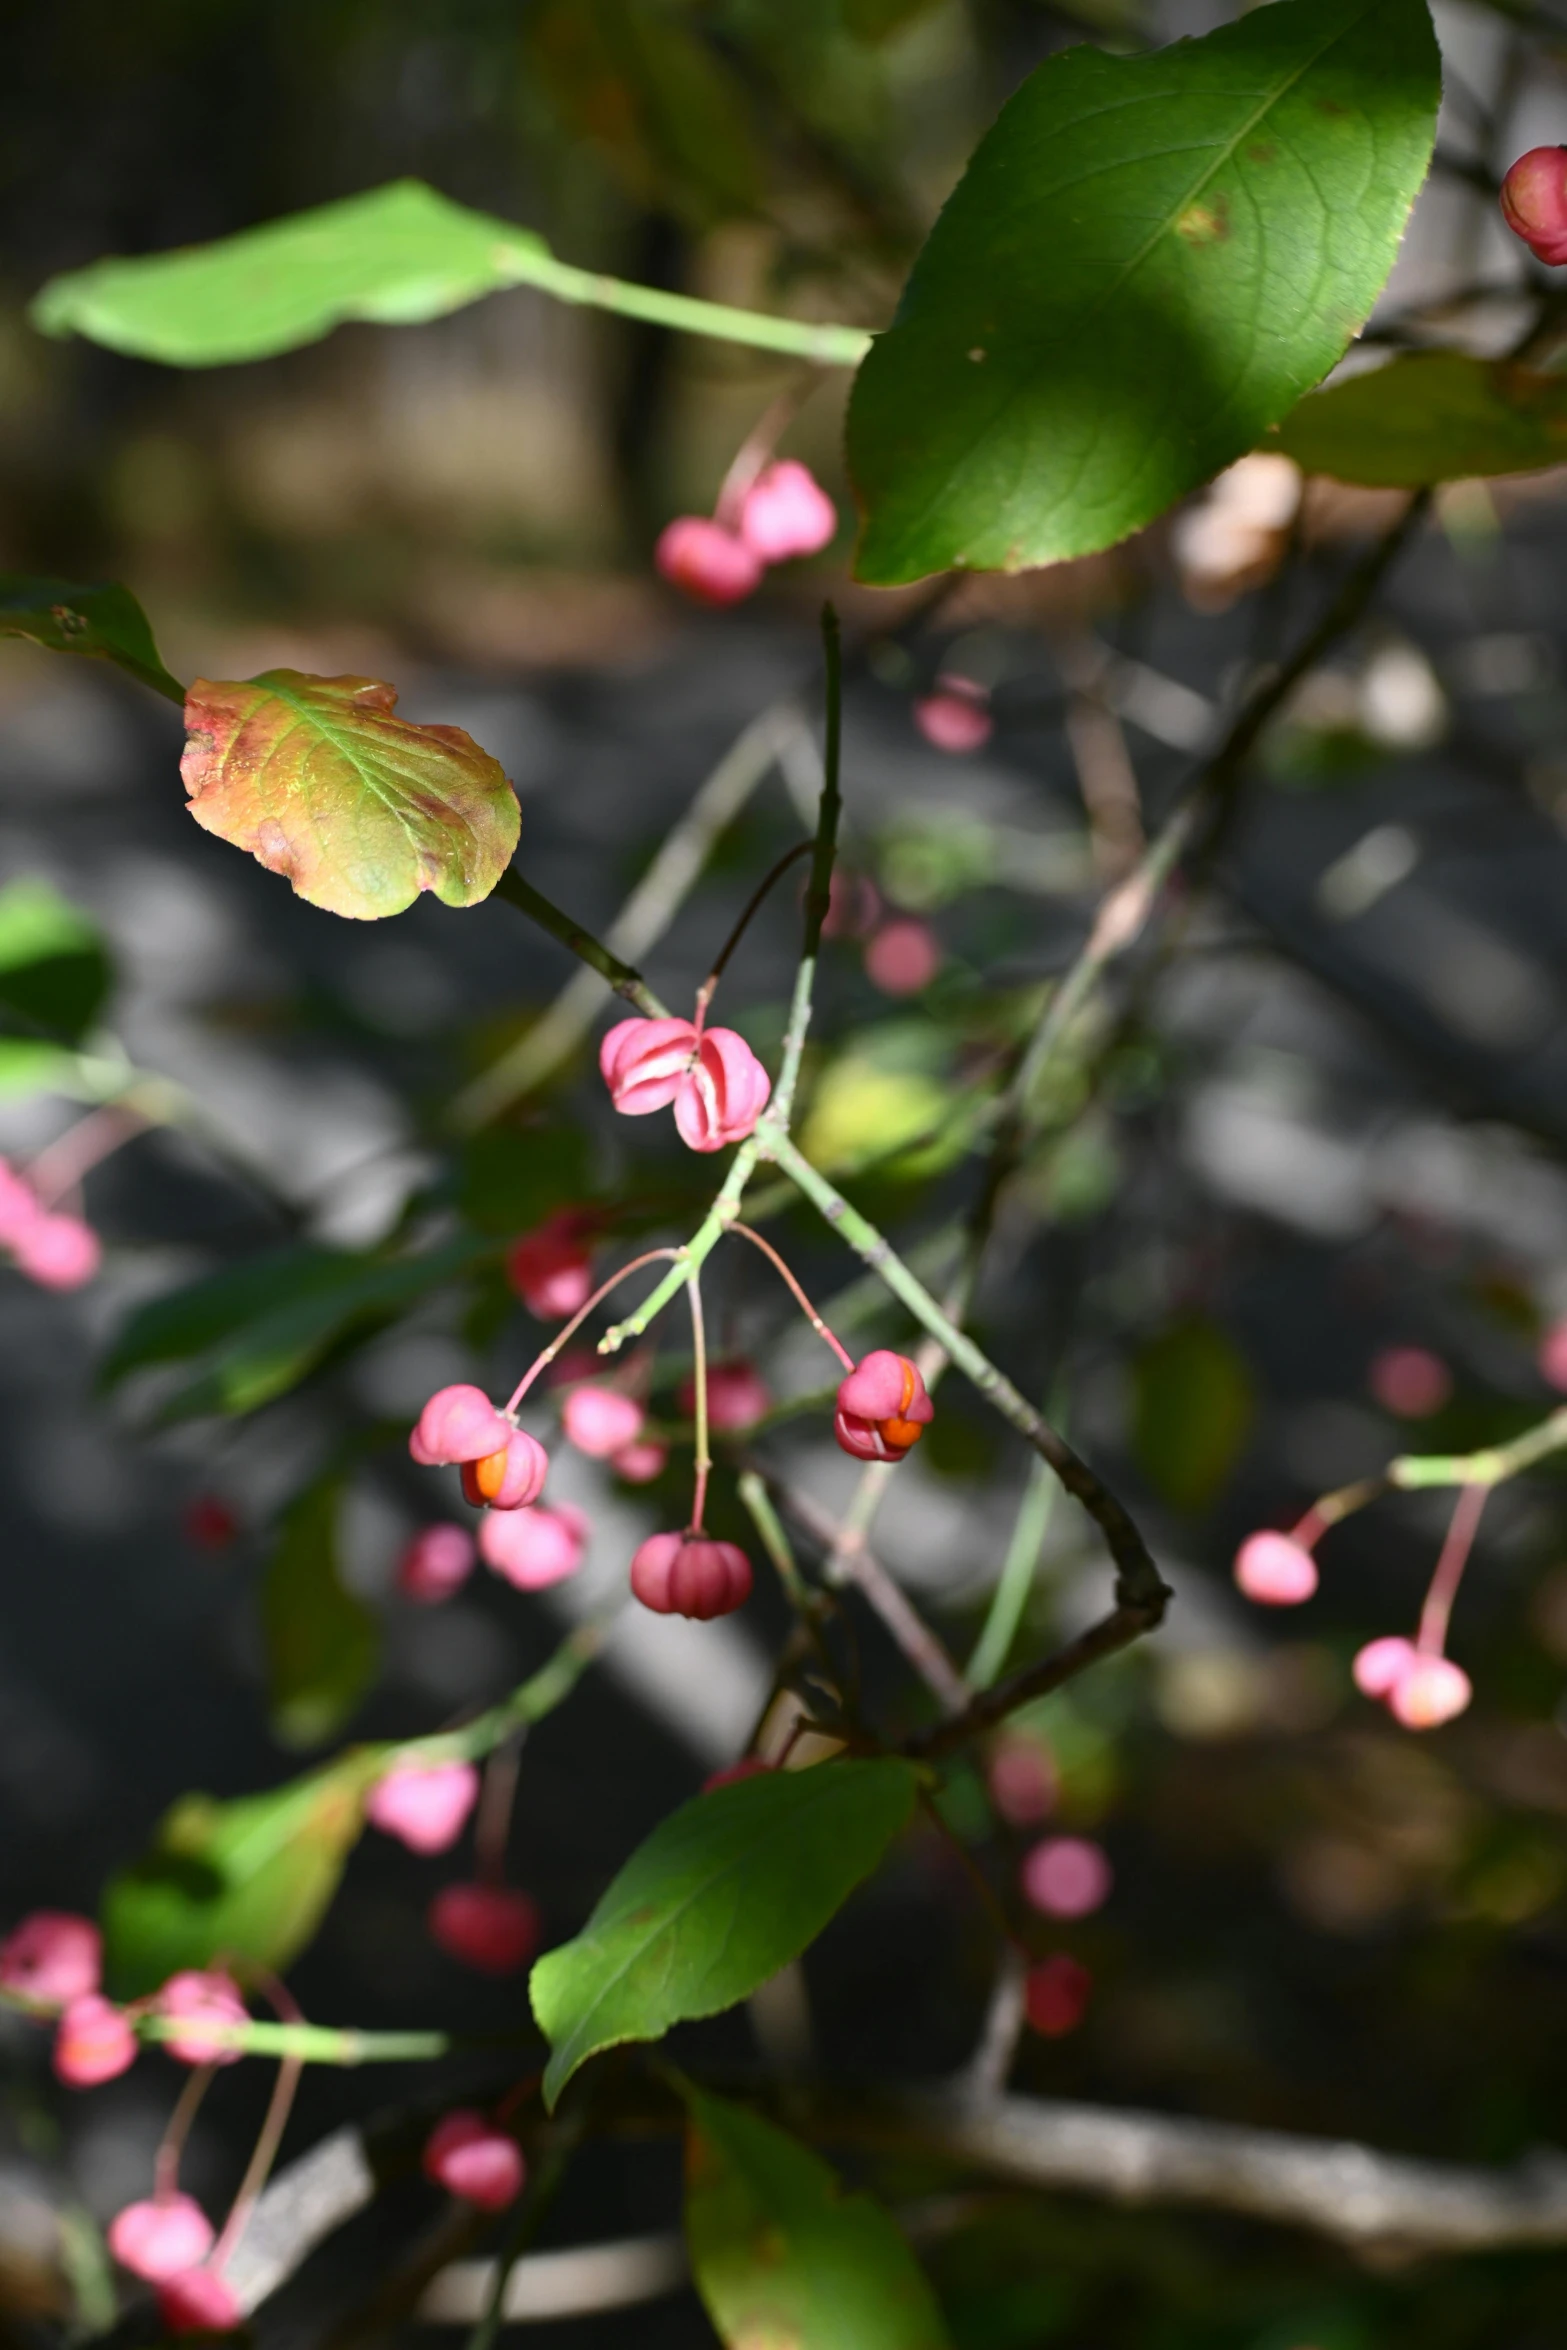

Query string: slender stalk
213 1975 307 2272
687 1270 711 1531
695 840 814 1024
153 2063 216 2200
769 608 843 1133
397 1622 609 1772
474 1742 523 1888
728 1220 854 1372
1417 1482 1488 1655
904 1597 1161 1761
463 2112 586 2350
135 2018 455 2063
504 1249 679 1413
968 1451 1060 1691
776 1476 969 1716
491 870 669 1019
24 1102 148 1207
596 1141 760 1355
736 1470 815 1616
496 243 872 368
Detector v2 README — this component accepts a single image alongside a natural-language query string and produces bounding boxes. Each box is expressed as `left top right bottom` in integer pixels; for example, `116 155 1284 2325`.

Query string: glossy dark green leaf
100 1235 486 1419
848 0 1441 580
102 1753 372 1996
531 1758 920 2107
262 1479 378 1750
0 880 111 1044
684 2087 952 2350
1272 351 1567 486
1132 1318 1254 1514
0 574 184 703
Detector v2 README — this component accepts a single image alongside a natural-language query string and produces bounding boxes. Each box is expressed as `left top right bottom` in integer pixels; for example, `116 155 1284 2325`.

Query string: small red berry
108 2194 214 2282
0 1910 101 2007
428 1883 539 1974
1021 1837 1112 1920
1024 1954 1092 2038
397 1523 476 1604
1233 1531 1318 1606
1539 1315 1567 1391
562 1383 645 1458
506 1211 596 1321
479 1502 589 1590
54 1994 137 2086
679 1359 770 1431
737 460 837 562
1387 1653 1472 1731
610 1437 668 1484
864 917 941 997
423 2110 526 2209
630 1531 753 1620
1353 1634 1416 1699
156 2267 242 2336
833 1351 934 1464
655 517 763 607
1368 1346 1451 1418
182 1494 239 1552
1501 147 1567 265
913 675 993 755
366 1761 480 1855
986 1740 1057 1828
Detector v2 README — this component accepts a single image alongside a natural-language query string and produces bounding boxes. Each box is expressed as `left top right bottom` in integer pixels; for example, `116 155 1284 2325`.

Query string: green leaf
31 180 552 369
181 670 520 922
1131 1317 1254 1514
0 1040 79 1099
683 2087 952 2350
847 0 1441 580
262 1479 378 1750
101 1753 372 1997
0 573 184 703
531 1758 920 2107
0 881 112 1044
1272 350 1567 487
101 1235 485 1419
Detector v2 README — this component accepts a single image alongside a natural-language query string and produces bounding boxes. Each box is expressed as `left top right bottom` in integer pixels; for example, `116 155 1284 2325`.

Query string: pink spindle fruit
15 1213 100 1290
913 676 993 755
480 1502 589 1590
54 1994 136 2086
459 1427 548 1512
630 1531 753 1620
1387 1653 1472 1730
156 2267 242 2336
1233 1531 1318 1606
610 1437 668 1483
1501 146 1567 265
157 1971 247 2066
600 1017 698 1114
833 1351 934 1463
1368 1346 1451 1419
428 1883 540 1975
655 517 763 607
0 1910 101 2006
108 2195 214 2281
562 1383 645 1458
864 918 942 997
398 1522 476 1603
1021 1837 1113 1920
737 460 837 562
1539 1315 1567 1391
423 2110 526 2210
409 1384 510 1468
987 1740 1057 1827
1023 1954 1093 2038
679 1359 771 1431
1353 1635 1417 1698
506 1211 596 1321
598 1016 770 1151
366 1760 480 1854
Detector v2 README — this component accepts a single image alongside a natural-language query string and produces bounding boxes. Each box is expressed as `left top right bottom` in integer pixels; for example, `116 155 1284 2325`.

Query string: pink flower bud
913 676 993 755
1021 1836 1112 1919
156 2267 242 2336
1501 146 1567 265
1353 1634 1417 1699
1387 1653 1472 1731
54 1994 136 2086
986 1740 1057 1827
1024 1954 1092 2038
678 1359 771 1431
673 1027 772 1152
0 1160 42 1247
366 1760 480 1855
629 1531 753 1620
428 1883 540 1974
183 1494 239 1551
157 1970 247 2067
409 1384 510 1469
655 517 763 607
14 1212 101 1290
562 1383 645 1459
1368 1345 1451 1419
737 460 837 563
833 1350 934 1463
479 1502 589 1590
423 2110 526 2210
506 1211 596 1321
702 1757 774 1794
459 1427 548 1511
611 1437 668 1484
0 1911 101 2007
398 1522 476 1604
1539 1315 1567 1391
600 1016 699 1114
864 917 942 997
1233 1531 1318 1606
108 2194 214 2281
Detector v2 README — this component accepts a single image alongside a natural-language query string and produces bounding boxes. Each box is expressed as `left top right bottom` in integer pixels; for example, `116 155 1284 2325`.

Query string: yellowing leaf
180 670 520 921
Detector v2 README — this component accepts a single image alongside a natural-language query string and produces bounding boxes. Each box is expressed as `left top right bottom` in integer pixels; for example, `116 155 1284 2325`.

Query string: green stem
137 2018 455 2063
496 245 872 368
464 2107 587 2350
492 870 669 1018
1389 1405 1567 1490
737 1470 815 1615
395 1622 608 1770
596 1139 761 1356
770 607 843 1132
968 1448 1060 1692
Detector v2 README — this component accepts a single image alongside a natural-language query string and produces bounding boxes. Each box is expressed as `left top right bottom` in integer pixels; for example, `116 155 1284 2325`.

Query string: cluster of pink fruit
1232 1526 1473 1732
0 1154 99 1290
988 1734 1108 2040
655 458 837 608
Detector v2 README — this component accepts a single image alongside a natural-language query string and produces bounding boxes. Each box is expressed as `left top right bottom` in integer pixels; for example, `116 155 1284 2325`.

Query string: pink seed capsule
678 1359 771 1431
987 1739 1057 1827
108 2194 214 2282
506 1211 596 1321
14 1212 101 1290
1233 1531 1318 1606
54 1994 137 2086
913 676 993 755
562 1384 645 1459
655 516 764 607
156 2267 242 2336
0 1910 102 2007
1368 1345 1451 1419
1021 1836 1113 1920
366 1761 481 1855
428 1883 540 1975
737 460 838 563
629 1531 753 1620
833 1350 934 1463
610 1437 668 1484
864 917 942 997
599 1016 699 1115
423 2110 526 2210
479 1502 589 1591
1539 1316 1567 1392
156 1970 247 2067
1353 1634 1417 1699
459 1427 548 1512
1387 1653 1472 1731
397 1523 476 1604
1501 146 1567 265
1024 1953 1092 2038
672 1027 772 1153
409 1384 511 1469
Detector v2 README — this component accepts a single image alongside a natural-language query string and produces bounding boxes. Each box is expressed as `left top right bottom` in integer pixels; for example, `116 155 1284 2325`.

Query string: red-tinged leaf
180 669 521 921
